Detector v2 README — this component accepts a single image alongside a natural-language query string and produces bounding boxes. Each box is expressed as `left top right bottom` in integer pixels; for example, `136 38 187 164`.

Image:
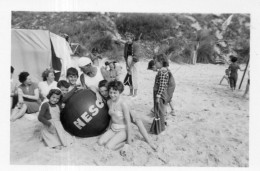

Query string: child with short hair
66 67 79 91
148 59 175 116
219 68 230 85
57 80 70 95
98 80 132 150
38 89 73 150
228 56 244 91
151 54 176 134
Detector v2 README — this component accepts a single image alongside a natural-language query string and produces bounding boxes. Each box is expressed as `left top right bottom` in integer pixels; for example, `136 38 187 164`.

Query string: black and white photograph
2 0 260 169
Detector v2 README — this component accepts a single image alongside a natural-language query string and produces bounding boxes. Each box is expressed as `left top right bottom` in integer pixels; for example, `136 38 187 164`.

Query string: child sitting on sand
98 80 157 150
66 67 79 92
219 68 230 85
57 80 70 96
38 89 73 150
98 80 132 150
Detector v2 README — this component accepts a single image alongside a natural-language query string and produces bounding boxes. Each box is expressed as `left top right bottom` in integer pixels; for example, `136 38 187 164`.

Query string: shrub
115 13 176 41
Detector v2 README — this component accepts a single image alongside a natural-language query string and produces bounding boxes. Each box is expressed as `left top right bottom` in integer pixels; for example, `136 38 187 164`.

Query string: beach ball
61 89 110 138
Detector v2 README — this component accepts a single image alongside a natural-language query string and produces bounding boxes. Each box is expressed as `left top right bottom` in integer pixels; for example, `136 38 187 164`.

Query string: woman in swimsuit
98 80 132 150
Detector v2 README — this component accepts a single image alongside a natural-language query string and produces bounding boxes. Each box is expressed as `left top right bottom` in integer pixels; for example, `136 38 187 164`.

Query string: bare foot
169 110 175 116
148 141 158 151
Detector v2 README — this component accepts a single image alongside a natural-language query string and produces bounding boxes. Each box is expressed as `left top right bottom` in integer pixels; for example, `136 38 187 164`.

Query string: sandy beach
10 61 249 166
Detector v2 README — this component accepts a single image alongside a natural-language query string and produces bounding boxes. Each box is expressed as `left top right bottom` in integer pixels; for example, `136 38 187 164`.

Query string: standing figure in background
228 56 244 91
89 48 102 67
219 68 230 85
123 32 140 98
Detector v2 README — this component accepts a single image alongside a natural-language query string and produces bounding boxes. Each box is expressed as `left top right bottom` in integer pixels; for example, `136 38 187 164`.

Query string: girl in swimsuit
98 80 132 150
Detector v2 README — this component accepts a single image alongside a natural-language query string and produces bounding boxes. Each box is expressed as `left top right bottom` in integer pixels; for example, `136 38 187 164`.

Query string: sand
10 61 249 166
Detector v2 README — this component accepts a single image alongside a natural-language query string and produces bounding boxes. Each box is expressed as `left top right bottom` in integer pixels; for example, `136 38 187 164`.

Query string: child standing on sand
147 60 175 116
228 56 244 91
219 68 230 85
98 80 132 150
150 54 176 135
38 89 73 150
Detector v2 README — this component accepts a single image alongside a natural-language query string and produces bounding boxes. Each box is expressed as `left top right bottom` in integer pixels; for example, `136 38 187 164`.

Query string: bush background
12 12 250 64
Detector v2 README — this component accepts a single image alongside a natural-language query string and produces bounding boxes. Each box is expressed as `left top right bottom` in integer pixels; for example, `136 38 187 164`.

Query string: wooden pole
239 56 250 89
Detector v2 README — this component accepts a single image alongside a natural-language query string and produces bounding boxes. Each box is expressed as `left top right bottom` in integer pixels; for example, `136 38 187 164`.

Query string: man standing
123 32 140 97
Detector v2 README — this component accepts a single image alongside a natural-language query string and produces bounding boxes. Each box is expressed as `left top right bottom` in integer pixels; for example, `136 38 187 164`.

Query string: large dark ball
61 89 110 138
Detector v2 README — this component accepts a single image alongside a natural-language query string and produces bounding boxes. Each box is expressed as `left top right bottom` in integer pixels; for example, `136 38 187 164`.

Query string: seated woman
98 80 157 150
10 72 41 122
98 80 132 150
38 68 58 102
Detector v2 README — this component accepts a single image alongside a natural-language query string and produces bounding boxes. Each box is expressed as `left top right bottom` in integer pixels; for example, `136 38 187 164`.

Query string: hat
78 57 92 67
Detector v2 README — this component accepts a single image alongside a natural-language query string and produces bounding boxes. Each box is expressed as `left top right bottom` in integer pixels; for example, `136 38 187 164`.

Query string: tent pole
239 56 250 89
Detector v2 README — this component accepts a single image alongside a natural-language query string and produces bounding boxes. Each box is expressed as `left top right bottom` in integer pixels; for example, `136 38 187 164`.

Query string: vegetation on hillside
12 12 250 64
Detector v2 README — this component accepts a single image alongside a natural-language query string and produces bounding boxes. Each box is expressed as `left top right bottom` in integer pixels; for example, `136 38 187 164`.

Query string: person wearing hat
77 57 104 101
123 32 140 97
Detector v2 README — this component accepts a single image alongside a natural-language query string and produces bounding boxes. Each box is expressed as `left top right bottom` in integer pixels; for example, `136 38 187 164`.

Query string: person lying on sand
98 80 157 150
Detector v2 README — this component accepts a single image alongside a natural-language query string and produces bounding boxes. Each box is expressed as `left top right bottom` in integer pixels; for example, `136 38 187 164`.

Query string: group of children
11 59 161 150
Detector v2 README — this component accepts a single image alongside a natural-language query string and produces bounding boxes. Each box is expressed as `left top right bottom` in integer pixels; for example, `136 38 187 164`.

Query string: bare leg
135 120 157 150
105 131 127 150
133 89 138 97
219 76 225 85
129 88 133 96
114 142 126 150
168 101 175 116
10 104 27 122
98 129 115 146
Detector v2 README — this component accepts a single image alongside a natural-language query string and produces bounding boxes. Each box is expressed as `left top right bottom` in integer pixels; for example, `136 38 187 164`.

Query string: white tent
11 29 72 83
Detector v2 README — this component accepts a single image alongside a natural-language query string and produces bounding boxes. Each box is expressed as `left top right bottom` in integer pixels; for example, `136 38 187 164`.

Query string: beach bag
150 103 163 135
